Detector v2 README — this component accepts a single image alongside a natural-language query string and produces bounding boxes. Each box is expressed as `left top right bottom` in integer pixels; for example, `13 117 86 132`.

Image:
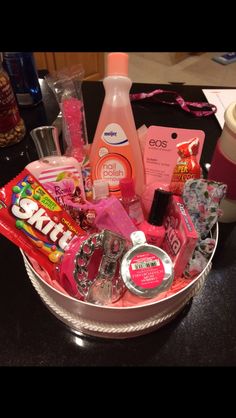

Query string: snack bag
0 169 86 280
170 137 201 195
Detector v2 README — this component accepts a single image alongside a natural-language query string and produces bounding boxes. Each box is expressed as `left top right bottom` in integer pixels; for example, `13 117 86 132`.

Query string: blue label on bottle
102 123 129 146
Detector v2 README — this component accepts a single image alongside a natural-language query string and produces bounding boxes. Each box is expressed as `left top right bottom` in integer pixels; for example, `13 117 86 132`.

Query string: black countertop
0 80 236 367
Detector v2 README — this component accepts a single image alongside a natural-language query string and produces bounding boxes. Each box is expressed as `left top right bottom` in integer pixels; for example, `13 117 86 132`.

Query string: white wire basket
21 224 218 339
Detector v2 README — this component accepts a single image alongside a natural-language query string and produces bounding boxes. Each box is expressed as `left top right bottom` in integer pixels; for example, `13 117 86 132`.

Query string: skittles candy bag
0 169 86 281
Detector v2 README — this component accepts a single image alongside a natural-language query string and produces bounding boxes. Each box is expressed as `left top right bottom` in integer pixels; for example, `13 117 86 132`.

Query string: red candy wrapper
0 169 86 280
170 137 201 195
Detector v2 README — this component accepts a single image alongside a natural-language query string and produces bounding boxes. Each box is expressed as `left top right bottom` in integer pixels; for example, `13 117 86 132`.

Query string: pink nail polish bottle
139 189 172 247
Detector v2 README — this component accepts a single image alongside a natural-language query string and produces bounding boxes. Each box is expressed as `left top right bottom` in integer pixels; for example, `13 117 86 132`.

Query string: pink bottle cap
119 177 135 199
107 52 128 77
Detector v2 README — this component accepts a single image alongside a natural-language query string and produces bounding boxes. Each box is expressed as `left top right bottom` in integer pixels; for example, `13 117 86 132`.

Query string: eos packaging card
143 125 205 188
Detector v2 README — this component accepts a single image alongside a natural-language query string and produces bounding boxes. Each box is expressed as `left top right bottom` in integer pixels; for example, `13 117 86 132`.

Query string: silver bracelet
73 230 128 304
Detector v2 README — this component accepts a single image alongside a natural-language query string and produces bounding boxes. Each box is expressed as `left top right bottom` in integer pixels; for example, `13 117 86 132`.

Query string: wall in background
33 52 105 80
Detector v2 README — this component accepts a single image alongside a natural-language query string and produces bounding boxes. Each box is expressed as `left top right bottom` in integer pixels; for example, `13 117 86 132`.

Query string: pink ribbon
130 89 217 117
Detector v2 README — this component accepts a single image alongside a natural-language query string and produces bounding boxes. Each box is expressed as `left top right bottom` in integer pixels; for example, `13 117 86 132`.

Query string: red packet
169 137 202 195
0 169 86 280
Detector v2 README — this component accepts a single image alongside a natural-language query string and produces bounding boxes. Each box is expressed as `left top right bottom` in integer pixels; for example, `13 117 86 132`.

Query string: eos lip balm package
141 126 205 214
120 231 173 298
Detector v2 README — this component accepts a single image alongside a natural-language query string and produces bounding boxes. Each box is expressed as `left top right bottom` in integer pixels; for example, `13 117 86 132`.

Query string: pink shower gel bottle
89 52 145 198
26 126 85 206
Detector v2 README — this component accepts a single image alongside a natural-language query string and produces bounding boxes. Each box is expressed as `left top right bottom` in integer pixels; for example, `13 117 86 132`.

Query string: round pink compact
120 231 173 298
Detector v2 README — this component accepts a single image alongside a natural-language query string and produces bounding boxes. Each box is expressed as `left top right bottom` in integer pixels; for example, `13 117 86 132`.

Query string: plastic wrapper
182 178 227 278
45 66 92 199
0 169 86 280
182 178 227 239
45 65 88 153
64 195 137 239
170 137 201 195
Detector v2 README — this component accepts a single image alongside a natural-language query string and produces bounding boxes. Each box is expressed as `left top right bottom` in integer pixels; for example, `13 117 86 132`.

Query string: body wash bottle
89 52 145 198
26 126 85 207
139 189 172 247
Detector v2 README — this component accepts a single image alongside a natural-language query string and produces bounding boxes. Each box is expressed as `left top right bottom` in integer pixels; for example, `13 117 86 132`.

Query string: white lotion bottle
26 126 85 205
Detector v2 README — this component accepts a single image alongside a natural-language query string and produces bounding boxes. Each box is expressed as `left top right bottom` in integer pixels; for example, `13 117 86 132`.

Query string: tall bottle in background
208 102 236 222
2 52 42 107
89 52 145 197
0 54 26 147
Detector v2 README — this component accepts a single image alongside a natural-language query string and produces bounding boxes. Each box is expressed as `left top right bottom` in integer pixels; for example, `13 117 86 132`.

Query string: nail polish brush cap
148 189 172 226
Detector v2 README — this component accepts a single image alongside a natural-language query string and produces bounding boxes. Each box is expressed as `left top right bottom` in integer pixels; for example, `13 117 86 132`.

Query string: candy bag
170 137 201 195
0 169 86 280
